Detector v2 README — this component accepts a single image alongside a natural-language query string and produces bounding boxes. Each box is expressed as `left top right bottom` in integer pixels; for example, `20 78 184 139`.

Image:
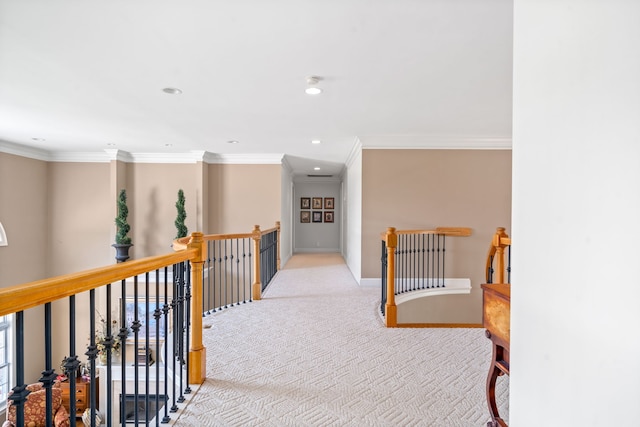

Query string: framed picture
324 197 334 209
312 197 323 209
122 298 167 341
300 197 311 209
324 211 334 223
300 211 310 223
312 211 323 223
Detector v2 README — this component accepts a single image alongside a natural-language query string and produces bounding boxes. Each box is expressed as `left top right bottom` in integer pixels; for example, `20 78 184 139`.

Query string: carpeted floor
175 253 509 426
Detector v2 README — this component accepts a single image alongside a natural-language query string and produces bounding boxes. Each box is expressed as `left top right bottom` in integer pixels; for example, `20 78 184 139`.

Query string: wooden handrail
485 227 511 284
0 249 197 317
379 227 472 240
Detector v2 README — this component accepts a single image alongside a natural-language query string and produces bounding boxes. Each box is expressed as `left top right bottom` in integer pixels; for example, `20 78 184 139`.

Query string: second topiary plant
113 188 133 262
175 189 188 239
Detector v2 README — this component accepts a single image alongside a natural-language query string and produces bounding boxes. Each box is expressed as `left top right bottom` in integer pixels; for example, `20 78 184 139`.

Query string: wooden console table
482 283 510 427
61 376 99 419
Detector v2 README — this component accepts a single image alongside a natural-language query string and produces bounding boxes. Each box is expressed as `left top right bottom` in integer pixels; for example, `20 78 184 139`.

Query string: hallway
175 253 508 426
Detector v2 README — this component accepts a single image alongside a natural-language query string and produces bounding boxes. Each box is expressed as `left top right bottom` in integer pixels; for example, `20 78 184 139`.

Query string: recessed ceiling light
106 143 116 146
32 137 45 142
227 140 239 144
305 87 322 95
162 87 183 95
305 76 323 95
314 167 321 171
311 140 321 145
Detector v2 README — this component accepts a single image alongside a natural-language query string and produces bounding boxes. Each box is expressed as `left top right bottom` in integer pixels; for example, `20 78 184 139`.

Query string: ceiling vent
307 174 333 178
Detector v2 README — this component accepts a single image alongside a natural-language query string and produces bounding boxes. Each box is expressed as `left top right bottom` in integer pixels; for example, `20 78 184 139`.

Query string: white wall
280 162 294 266
512 1 640 425
344 144 362 283
293 180 341 252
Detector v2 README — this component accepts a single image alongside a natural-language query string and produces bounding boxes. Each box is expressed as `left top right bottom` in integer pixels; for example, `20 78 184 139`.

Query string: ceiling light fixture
305 76 323 95
314 167 321 171
162 87 183 95
227 140 239 144
32 137 45 142
311 140 321 145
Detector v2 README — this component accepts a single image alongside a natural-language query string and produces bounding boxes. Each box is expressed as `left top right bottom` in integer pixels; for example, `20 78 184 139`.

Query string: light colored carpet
175 253 509 426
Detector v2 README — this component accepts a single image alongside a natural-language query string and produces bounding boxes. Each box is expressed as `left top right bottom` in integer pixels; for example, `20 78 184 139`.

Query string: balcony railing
485 227 511 285
380 227 472 327
1 223 280 427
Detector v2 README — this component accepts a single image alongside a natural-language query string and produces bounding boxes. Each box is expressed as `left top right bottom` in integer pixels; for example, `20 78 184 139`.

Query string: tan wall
0 153 48 382
362 149 511 323
127 163 198 257
47 162 112 275
208 164 281 234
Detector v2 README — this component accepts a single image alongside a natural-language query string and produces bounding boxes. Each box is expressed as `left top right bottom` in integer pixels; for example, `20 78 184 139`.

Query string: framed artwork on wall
300 197 310 209
121 298 167 341
312 211 323 223
312 197 323 209
300 211 310 223
324 211 334 223
324 197 334 209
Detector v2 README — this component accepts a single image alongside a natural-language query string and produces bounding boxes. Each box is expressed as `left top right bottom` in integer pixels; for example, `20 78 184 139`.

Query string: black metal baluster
248 239 253 302
236 238 241 304
119 279 128 426
442 235 446 288
8 311 28 427
184 262 192 395
132 276 140 426
39 303 56 427
170 265 178 413
88 289 98 427
242 238 247 303
145 272 151 426
66 295 80 427
177 262 186 404
507 246 512 284
154 269 162 427
162 266 171 423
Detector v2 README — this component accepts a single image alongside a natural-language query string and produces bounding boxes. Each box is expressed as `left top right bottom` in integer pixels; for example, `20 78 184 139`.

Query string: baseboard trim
394 323 483 328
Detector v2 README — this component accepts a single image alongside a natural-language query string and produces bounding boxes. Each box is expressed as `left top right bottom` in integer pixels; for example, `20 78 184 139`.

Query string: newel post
493 227 509 284
385 227 398 327
252 225 262 301
188 232 207 384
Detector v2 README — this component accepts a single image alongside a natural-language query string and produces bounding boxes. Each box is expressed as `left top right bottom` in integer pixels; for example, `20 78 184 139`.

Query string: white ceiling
0 0 512 177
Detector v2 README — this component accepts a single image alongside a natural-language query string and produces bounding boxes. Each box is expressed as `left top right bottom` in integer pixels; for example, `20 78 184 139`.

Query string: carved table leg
486 340 508 427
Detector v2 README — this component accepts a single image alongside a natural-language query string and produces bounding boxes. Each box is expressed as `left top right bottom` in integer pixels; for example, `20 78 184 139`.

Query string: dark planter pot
112 243 133 263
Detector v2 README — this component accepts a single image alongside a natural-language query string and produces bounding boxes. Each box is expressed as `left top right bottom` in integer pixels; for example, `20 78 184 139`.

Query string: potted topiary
175 189 188 239
113 189 133 262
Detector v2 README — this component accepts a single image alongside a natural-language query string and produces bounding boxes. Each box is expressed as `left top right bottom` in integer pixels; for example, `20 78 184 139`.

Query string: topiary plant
115 189 132 245
175 189 188 239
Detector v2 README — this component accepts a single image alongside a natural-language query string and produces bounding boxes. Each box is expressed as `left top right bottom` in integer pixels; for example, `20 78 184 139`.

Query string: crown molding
0 140 50 161
204 153 285 165
358 135 512 150
344 137 363 169
281 155 294 174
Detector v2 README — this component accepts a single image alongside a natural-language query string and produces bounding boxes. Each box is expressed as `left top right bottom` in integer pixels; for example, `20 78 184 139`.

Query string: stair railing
1 222 280 426
485 227 511 284
173 222 281 315
380 227 472 327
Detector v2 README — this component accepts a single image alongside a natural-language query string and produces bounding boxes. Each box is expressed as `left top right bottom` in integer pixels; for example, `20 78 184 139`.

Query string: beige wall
361 149 511 323
208 164 281 234
127 163 198 257
0 153 48 382
47 162 112 275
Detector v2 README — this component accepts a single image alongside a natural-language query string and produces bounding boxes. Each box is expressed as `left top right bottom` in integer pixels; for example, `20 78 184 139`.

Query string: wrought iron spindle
39 303 56 427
